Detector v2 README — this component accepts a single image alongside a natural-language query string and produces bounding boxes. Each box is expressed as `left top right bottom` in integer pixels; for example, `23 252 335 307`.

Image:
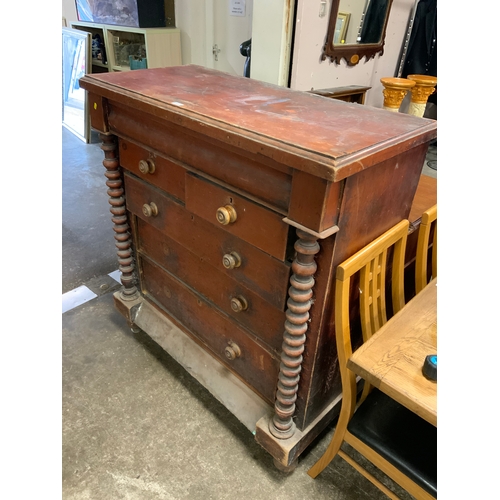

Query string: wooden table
348 278 437 426
408 175 437 229
309 85 372 104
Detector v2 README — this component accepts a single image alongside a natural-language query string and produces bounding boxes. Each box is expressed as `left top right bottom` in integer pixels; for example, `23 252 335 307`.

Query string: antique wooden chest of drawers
80 65 437 470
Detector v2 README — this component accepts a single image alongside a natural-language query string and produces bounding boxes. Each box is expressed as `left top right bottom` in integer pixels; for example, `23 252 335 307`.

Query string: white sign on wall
230 0 246 16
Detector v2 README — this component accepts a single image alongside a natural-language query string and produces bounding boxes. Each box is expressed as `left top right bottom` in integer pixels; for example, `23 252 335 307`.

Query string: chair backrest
334 219 409 412
415 204 437 294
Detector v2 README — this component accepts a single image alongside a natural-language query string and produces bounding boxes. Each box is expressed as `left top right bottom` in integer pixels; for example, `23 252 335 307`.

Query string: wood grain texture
302 147 425 427
185 173 289 261
288 170 341 233
109 101 293 211
270 230 320 439
408 175 437 227
124 172 292 310
348 278 437 426
416 205 437 294
100 133 139 300
119 138 186 203
140 256 280 405
136 218 286 352
81 65 437 468
80 65 437 181
404 176 437 301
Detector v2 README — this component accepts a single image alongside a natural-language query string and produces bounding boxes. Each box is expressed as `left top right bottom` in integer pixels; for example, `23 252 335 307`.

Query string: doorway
206 0 253 77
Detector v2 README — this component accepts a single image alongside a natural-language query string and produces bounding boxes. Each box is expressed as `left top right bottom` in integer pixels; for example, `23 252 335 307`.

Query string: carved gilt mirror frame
322 0 394 66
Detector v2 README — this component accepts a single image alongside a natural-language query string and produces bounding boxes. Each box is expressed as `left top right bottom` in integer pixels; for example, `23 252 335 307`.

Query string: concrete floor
62 126 434 499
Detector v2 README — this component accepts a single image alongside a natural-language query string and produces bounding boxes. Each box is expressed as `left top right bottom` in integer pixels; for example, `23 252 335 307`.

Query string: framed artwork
334 12 351 44
74 0 166 28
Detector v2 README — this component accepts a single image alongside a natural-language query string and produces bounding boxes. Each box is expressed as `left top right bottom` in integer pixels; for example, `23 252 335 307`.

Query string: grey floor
62 126 435 499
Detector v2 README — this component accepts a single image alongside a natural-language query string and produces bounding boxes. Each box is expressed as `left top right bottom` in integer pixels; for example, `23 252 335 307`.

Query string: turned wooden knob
224 341 241 360
138 158 155 174
142 202 158 217
222 252 242 269
216 205 237 225
230 296 248 313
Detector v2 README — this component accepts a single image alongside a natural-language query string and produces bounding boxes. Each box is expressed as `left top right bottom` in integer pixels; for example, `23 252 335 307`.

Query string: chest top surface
80 65 437 181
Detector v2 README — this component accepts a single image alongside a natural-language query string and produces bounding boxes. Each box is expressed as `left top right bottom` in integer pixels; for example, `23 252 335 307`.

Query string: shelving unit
71 22 181 73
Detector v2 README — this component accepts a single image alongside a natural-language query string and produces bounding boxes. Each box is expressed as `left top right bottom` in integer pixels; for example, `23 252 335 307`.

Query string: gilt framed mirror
322 0 393 66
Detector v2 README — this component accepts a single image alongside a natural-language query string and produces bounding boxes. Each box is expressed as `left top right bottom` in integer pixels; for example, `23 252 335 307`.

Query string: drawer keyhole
142 202 158 217
222 252 242 270
216 205 237 225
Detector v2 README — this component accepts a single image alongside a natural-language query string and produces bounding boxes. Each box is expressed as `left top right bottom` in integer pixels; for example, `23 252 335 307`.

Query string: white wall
175 1 210 67
62 0 77 25
251 0 294 86
290 0 415 107
176 0 253 77
62 0 415 109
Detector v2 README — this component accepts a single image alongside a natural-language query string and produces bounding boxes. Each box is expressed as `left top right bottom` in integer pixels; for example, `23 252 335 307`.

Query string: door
206 0 253 77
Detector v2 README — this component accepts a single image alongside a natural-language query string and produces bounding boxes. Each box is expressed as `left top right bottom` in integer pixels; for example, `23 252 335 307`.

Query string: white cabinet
71 22 182 72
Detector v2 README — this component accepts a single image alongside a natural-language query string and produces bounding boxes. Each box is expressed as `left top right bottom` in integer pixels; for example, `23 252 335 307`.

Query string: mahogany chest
80 65 437 470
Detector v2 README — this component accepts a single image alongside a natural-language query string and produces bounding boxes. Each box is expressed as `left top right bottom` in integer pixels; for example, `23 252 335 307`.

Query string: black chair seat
348 389 437 497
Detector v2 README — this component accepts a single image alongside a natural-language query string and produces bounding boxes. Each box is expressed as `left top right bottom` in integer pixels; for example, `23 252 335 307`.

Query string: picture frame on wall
334 12 350 44
74 0 166 28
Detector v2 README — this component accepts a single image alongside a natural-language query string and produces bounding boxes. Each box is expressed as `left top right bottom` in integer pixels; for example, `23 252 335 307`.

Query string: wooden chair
307 219 437 499
415 204 437 294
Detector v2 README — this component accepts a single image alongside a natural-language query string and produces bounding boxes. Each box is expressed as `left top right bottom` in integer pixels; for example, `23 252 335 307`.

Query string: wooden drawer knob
216 205 237 225
222 252 242 270
142 202 158 217
230 296 248 313
138 158 155 174
224 341 241 361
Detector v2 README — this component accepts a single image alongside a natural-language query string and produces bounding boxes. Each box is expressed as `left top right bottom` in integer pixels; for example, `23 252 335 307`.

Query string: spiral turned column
270 229 320 439
100 133 139 301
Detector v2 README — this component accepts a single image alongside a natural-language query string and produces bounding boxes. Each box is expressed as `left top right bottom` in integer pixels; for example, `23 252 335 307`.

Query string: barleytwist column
100 133 139 301
380 77 416 112
270 229 320 439
407 74 437 117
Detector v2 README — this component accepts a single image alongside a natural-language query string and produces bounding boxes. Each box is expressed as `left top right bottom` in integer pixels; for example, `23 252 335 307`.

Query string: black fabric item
359 0 389 44
239 39 251 78
348 389 437 497
402 0 437 79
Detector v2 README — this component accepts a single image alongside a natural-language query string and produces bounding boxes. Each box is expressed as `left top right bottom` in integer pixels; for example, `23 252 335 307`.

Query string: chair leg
307 407 350 478
338 449 400 500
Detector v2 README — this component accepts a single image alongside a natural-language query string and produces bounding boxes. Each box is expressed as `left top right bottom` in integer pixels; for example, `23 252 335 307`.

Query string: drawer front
137 219 286 352
140 256 280 405
185 173 289 261
125 172 291 310
119 139 186 203
108 101 293 212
